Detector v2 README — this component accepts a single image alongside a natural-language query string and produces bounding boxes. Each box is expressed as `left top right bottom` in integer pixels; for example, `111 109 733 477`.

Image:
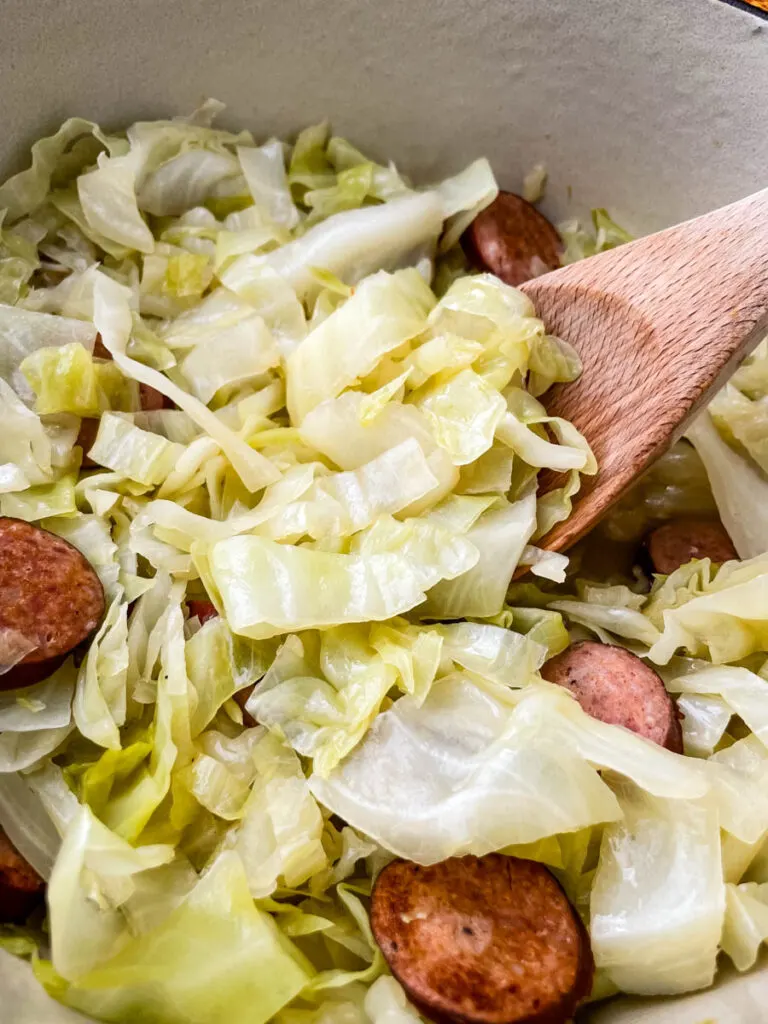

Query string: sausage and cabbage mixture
0 103 767 1024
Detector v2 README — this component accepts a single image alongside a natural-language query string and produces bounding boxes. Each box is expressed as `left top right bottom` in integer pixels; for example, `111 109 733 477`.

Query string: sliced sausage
233 685 257 728
645 519 737 576
371 854 593 1024
0 518 105 690
139 382 174 412
92 333 111 360
0 828 45 923
186 599 219 625
462 192 562 287
76 417 100 469
541 640 682 752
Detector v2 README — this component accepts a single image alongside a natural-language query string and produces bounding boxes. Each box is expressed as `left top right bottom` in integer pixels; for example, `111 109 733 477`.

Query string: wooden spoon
504 188 768 553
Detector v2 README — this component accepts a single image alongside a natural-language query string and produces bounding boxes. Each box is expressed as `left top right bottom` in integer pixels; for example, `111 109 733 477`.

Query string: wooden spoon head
520 188 768 554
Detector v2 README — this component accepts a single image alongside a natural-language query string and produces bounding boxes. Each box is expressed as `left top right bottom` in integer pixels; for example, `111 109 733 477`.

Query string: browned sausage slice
186 599 219 625
0 828 45 923
139 382 174 412
645 519 737 576
541 640 682 752
92 333 111 360
76 417 100 469
371 854 593 1024
462 192 562 287
233 685 256 727
0 518 105 690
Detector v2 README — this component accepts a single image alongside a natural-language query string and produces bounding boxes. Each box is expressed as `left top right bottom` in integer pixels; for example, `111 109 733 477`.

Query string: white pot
0 0 766 1020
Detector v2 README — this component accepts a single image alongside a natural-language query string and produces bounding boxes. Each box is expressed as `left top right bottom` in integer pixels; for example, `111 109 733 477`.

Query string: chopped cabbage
42 847 312 1024
590 782 724 996
4 101 767 1021
0 304 97 402
311 678 706 864
721 882 768 972
201 517 478 640
287 269 434 423
687 411 768 559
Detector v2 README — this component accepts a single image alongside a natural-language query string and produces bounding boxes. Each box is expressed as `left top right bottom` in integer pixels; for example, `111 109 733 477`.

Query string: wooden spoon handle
521 188 768 552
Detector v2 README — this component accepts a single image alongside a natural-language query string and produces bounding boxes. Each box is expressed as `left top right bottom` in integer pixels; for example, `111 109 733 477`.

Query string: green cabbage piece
48 804 176 981
590 782 724 996
687 412 768 560
550 581 661 647
0 665 75 736
237 141 300 230
21 341 132 416
645 553 768 665
423 493 537 619
299 391 459 515
138 150 242 218
185 617 274 737
676 694 731 757
246 630 398 777
248 192 444 301
0 723 73 773
0 215 39 304
73 596 129 751
78 156 155 254
558 208 633 264
232 732 328 896
42 845 312 1024
93 271 280 492
261 439 439 542
721 882 768 972
200 516 478 640
286 269 434 424
665 665 768 748
310 676 706 864
0 118 115 222
0 303 97 401
416 368 506 466
0 471 77 521
0 377 56 488
179 312 279 404
88 413 185 487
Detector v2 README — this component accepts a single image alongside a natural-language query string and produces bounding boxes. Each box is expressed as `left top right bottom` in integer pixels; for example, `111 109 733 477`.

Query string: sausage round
0 828 45 923
462 192 562 287
371 854 593 1024
541 640 682 752
75 417 100 469
139 382 174 412
186 599 219 625
92 333 111 360
0 518 105 690
233 685 257 728
645 519 737 576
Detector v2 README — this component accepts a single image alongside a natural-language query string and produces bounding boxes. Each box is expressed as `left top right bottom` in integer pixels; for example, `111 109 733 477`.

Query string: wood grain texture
520 188 768 553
